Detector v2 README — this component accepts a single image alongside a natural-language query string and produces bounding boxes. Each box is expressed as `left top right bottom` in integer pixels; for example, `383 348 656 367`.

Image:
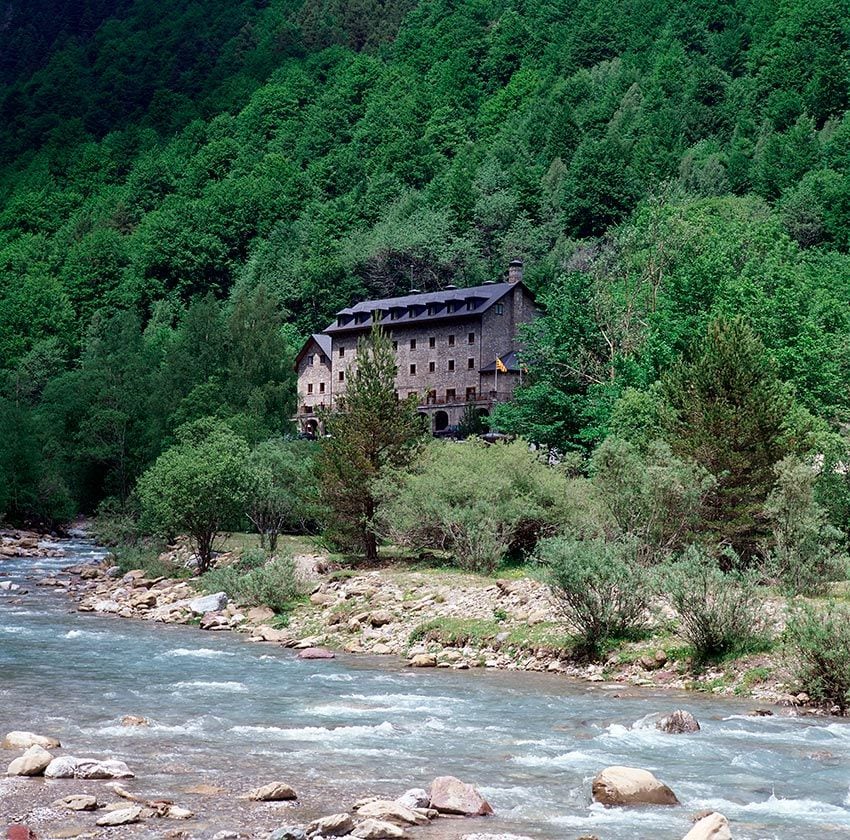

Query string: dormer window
408 306 417 318
495 303 505 315
446 302 455 313
466 299 476 311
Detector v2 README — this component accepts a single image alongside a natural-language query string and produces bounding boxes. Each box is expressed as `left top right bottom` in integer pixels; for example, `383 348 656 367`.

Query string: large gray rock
44 755 80 778
307 813 354 836
248 781 297 801
429 776 493 816
682 812 732 840
96 805 142 826
53 794 98 811
2 731 61 750
657 710 701 734
592 766 679 806
6 744 53 776
356 800 428 826
352 819 408 839
44 755 134 779
188 592 228 615
395 788 429 810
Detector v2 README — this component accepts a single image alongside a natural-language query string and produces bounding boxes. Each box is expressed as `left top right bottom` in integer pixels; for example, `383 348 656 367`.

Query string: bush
201 555 301 615
536 536 651 658
785 602 850 713
663 545 764 662
381 439 601 573
763 455 848 595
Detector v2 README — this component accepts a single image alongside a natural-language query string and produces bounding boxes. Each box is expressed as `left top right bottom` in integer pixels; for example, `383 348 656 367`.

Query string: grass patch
112 544 192 580
409 617 502 647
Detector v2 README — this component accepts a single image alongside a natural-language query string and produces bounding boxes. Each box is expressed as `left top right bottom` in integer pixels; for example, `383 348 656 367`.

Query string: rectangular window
467 357 475 369
339 346 345 357
446 388 456 401
448 334 455 346
427 389 436 404
468 332 475 344
320 354 328 364
447 359 455 371
339 371 345 381
429 336 436 348
307 354 314 365
466 387 477 401
392 340 398 351
410 363 416 375
495 303 505 315
319 382 325 393
466 300 475 311
429 361 435 373
410 338 417 350
307 383 313 394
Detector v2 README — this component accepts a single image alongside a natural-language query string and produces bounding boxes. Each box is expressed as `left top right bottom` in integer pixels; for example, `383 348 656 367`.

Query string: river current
1 539 849 838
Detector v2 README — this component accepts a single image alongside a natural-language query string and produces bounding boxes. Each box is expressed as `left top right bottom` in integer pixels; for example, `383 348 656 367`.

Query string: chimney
508 259 524 284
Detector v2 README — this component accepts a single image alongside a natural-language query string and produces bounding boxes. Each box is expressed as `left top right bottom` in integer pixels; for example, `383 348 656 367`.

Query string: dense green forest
1 0 849 524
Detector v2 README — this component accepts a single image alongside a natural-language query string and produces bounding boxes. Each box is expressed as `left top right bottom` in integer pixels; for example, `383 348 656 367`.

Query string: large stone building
294 260 537 435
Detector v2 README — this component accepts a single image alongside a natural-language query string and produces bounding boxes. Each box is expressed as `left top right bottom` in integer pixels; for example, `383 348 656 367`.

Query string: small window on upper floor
339 371 345 381
495 303 505 315
320 354 329 365
448 334 455 346
429 336 436 348
307 354 314 366
339 346 345 357
429 361 435 373
410 363 417 375
447 359 455 372
319 382 325 393
468 332 475 344
467 357 475 369
466 299 476 311
410 338 417 350
446 302 455 313
307 383 313 394
392 340 398 351
446 388 456 401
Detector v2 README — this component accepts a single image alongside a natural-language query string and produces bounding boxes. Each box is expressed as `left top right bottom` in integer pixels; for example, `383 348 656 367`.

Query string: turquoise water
1 540 849 838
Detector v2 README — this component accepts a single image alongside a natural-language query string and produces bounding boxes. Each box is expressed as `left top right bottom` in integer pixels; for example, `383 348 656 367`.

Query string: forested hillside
1 0 849 523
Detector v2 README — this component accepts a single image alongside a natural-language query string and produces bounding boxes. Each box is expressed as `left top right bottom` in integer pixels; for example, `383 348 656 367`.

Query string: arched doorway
304 418 319 438
434 410 449 432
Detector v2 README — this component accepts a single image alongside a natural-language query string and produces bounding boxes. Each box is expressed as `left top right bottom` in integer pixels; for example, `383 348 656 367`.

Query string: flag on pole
495 356 507 373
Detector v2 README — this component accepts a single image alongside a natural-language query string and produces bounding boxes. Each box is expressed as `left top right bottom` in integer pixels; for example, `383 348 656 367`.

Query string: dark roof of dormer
325 281 523 334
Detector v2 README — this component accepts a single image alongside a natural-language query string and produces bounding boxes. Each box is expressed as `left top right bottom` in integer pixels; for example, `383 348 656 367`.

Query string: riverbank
53 532 806 710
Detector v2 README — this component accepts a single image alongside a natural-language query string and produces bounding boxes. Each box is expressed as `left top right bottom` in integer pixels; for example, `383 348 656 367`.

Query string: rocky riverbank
32 533 805 710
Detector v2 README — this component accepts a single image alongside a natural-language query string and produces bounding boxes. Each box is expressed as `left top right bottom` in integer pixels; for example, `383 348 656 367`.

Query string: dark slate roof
480 351 522 373
294 333 332 366
325 281 518 333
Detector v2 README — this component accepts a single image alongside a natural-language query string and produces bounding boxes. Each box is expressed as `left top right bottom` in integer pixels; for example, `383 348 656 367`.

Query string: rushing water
1 540 850 839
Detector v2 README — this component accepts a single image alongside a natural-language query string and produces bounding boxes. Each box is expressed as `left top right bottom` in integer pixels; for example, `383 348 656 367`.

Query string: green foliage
763 456 848 595
785 602 850 713
381 438 594 573
536 535 652 659
662 545 765 663
137 417 252 572
201 554 302 615
318 327 426 561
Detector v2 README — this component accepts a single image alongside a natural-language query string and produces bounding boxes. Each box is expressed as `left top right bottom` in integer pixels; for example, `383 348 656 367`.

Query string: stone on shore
7 744 54 776
96 805 143 826
356 799 429 826
297 647 336 660
45 755 134 779
429 776 493 816
251 625 290 643
54 793 99 811
352 818 408 839
657 710 701 734
188 592 228 615
307 813 354 836
409 654 437 668
396 788 429 810
248 781 298 801
2 730 61 750
269 828 307 840
592 766 679 806
683 812 732 840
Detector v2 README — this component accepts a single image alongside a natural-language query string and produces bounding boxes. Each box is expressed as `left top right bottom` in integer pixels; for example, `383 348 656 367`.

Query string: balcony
419 390 512 407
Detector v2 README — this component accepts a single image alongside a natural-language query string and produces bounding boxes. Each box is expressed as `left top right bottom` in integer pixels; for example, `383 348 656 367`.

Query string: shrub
381 439 600 573
763 455 848 595
201 555 301 615
536 536 651 658
785 602 850 713
663 545 764 662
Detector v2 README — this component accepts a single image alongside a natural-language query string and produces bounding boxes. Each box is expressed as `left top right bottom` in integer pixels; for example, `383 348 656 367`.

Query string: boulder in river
307 813 355 836
297 647 336 660
591 766 679 806
656 710 700 734
2 730 61 750
121 715 150 727
352 818 408 839
96 805 143 826
6 744 54 776
429 775 493 816
356 799 429 825
53 793 99 811
248 781 298 801
682 812 731 840
188 592 228 615
45 755 134 779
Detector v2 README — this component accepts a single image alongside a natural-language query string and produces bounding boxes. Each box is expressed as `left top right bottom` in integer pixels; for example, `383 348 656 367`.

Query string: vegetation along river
1 540 849 838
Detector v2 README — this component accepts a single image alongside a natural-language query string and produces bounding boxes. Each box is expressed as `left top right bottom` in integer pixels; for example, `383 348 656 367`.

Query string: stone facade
294 262 537 434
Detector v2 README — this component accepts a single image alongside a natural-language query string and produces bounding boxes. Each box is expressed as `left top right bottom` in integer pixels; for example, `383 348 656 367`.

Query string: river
1 539 849 838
